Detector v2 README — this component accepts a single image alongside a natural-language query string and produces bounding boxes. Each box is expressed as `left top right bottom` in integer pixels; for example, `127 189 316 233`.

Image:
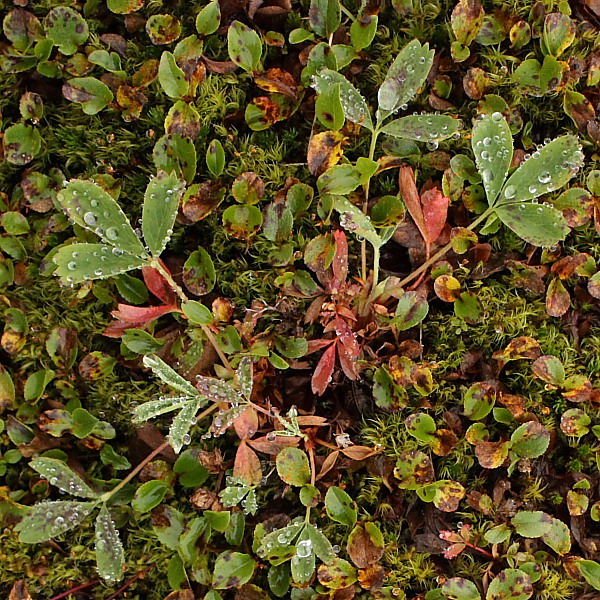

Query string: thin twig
48 580 99 600
105 565 154 600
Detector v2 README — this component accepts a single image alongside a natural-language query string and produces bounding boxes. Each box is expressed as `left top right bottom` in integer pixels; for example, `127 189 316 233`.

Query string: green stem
361 129 380 282
151 259 234 374
396 206 495 290
340 3 356 22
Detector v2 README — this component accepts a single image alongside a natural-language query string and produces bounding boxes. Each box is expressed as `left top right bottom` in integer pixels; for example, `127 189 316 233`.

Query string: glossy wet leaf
381 115 460 142
16 501 95 543
142 354 198 397
3 123 42 166
332 196 382 248
30 457 97 498
472 112 512 206
495 203 569 247
212 551 256 589
95 504 124 582
312 69 373 131
142 171 185 257
500 135 583 205
378 40 434 115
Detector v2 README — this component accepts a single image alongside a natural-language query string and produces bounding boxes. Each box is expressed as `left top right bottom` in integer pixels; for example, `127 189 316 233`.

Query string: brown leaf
546 277 571 317
254 68 298 98
475 440 510 469
9 581 32 600
433 274 461 302
347 523 385 568
233 407 258 439
492 336 541 363
357 565 385 590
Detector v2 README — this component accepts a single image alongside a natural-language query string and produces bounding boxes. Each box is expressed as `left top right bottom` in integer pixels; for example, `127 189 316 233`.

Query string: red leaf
233 440 262 486
330 229 348 293
420 188 449 245
142 260 178 305
103 320 142 338
312 343 337 395
334 316 359 380
110 303 177 324
307 339 335 354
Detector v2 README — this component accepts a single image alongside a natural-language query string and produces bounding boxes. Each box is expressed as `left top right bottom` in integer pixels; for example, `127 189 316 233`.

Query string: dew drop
491 112 502 121
538 171 551 184
83 212 97 226
106 227 119 241
68 261 77 271
504 185 516 200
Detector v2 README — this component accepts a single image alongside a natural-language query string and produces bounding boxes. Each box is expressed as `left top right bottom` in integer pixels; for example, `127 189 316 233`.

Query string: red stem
106 565 154 600
48 580 99 600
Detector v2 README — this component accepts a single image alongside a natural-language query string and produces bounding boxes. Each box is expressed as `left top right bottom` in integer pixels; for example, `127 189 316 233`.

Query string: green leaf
306 523 334 563
182 300 213 325
511 511 552 538
206 139 225 178
542 13 575 58
312 69 373 131
494 203 570 247
95 504 124 582
442 578 481 600
153 133 197 184
291 526 316 584
576 560 600 590
206 510 231 532
16 501 95 543
317 557 357 589
486 569 532 600
44 7 88 55
3 123 42 165
99 444 131 471
183 247 216 295
228 21 262 73
142 354 199 397
142 170 185 257
378 40 434 116
107 0 145 14
122 329 165 354
500 135 583 204
115 273 149 304
196 1 221 36
57 179 145 256
317 166 361 196
132 480 171 512
405 412 437 443
212 551 256 589
168 398 205 453
315 83 345 131
89 50 124 74
308 0 341 38
463 382 496 420
472 112 512 206
393 291 429 331
62 77 113 115
152 505 184 550
158 51 188 99
510 421 550 458
332 196 382 248
350 15 378 51
325 486 357 527
276 448 311 486
541 517 571 555
174 450 209 487
31 457 98 498
381 115 460 142
24 368 55 402
223 205 263 238
132 396 192 424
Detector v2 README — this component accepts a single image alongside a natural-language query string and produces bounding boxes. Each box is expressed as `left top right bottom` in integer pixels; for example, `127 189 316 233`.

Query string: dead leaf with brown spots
492 336 541 364
180 181 225 223
347 522 385 568
308 131 345 177
434 274 461 302
254 68 298 99
357 565 385 590
475 440 510 469
8 581 31 600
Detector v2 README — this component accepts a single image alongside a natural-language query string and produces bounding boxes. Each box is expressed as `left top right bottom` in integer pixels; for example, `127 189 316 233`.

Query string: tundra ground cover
1 0 600 598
